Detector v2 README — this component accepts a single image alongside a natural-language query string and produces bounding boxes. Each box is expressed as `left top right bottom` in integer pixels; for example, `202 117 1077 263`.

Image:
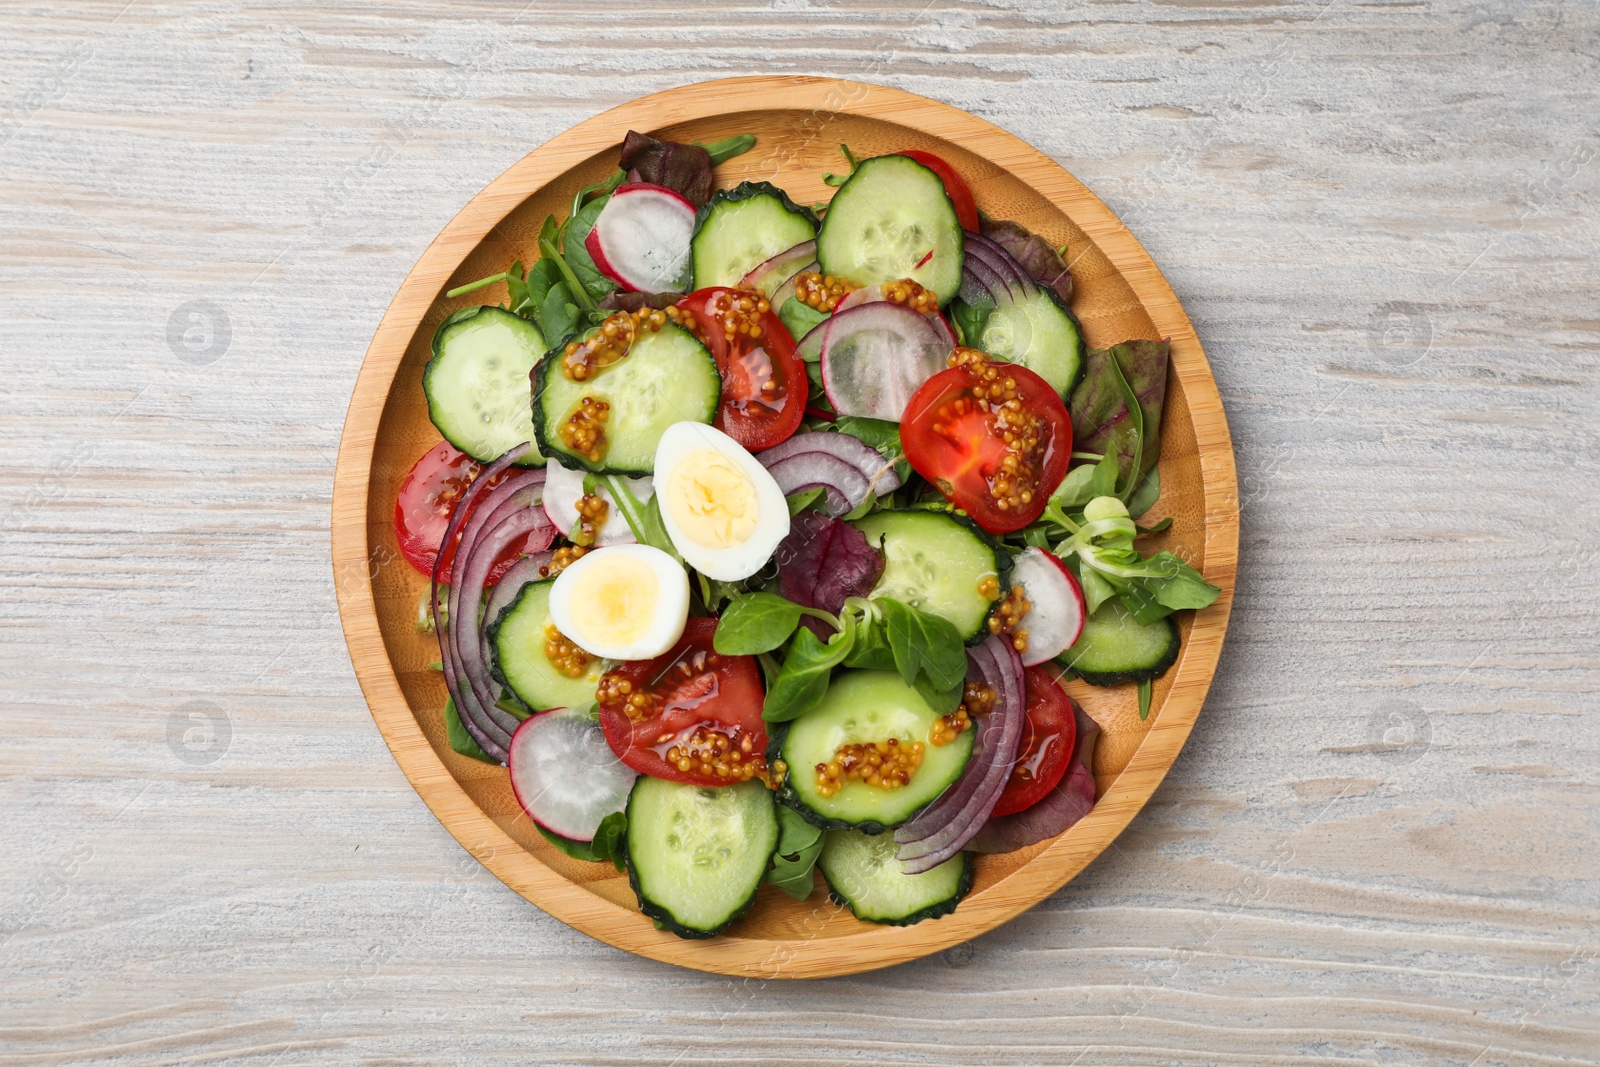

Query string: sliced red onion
757 430 902 513
819 302 952 421
508 707 637 841
482 551 556 633
771 260 818 311
741 239 816 297
967 701 1101 853
964 231 1038 299
432 443 534 760
894 635 1027 873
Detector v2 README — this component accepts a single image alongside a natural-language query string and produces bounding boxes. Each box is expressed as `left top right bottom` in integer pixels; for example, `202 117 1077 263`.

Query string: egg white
653 422 791 582
546 544 688 661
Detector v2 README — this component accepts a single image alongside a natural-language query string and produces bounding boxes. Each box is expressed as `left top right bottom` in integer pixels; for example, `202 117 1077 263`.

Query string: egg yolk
564 555 660 648
666 450 759 549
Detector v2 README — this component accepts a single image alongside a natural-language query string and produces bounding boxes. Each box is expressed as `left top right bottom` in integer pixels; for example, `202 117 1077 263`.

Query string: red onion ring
967 700 1101 853
894 635 1027 873
757 428 903 516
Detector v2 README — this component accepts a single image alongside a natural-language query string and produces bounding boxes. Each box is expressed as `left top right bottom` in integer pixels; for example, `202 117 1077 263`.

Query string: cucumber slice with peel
424 306 547 465
852 510 1003 642
818 828 972 925
816 155 965 305
691 181 818 289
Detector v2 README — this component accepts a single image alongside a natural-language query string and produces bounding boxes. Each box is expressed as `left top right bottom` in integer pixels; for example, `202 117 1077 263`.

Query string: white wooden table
4 2 1597 1063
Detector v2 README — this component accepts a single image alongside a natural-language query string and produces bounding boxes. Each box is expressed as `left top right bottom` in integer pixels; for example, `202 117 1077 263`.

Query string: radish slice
508 707 637 842
542 459 651 548
819 303 953 421
585 182 695 293
741 239 816 297
1010 547 1086 666
832 285 958 349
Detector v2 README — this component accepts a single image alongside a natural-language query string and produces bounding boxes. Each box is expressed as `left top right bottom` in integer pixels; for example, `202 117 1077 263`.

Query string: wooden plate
331 76 1237 978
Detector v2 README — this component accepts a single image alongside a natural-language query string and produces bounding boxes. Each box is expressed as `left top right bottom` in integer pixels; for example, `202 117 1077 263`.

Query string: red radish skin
508 707 638 842
587 182 696 293
1011 547 1086 666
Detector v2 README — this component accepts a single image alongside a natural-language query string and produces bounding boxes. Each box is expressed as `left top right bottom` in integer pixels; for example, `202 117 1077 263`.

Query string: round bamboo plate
331 76 1237 978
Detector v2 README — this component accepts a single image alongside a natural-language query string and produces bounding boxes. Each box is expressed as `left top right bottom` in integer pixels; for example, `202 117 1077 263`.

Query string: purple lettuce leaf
1070 339 1169 484
967 699 1101 853
980 218 1073 304
618 130 714 208
776 511 884 636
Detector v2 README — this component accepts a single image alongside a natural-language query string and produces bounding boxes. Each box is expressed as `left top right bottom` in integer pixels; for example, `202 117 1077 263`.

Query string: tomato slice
676 287 807 451
990 666 1077 817
902 150 980 233
394 440 537 585
899 350 1072 533
596 617 770 787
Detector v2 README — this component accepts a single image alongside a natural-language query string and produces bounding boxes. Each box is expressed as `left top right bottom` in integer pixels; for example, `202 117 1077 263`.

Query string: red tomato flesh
676 287 807 452
902 150 980 233
597 618 771 787
899 352 1072 533
990 666 1077 817
394 440 540 585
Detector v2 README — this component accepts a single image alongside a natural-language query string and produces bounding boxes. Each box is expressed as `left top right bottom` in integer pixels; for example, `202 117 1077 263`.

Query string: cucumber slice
818 828 972 926
424 306 547 465
623 776 779 939
489 579 606 712
977 287 1086 397
851 510 1003 642
816 155 964 305
773 671 974 833
1059 598 1179 686
692 181 819 289
533 321 720 475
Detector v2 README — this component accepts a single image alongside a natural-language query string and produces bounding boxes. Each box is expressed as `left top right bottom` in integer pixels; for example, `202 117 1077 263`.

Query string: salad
395 131 1220 938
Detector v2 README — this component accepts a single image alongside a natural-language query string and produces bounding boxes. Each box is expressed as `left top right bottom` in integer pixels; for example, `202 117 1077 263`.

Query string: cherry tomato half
676 287 807 452
597 617 770 787
899 351 1072 533
394 440 539 585
990 666 1078 817
902 150 980 233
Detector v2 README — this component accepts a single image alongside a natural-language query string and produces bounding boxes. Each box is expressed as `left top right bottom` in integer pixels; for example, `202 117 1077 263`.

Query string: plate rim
331 75 1238 978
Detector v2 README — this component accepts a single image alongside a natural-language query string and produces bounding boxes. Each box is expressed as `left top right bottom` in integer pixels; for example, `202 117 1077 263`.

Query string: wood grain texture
2 0 1596 1062
331 75 1239 978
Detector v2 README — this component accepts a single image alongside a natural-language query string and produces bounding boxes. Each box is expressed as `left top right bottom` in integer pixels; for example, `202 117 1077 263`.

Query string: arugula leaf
601 475 679 561
444 698 498 765
767 807 824 900
763 622 854 722
822 142 861 186
537 810 626 870
563 194 619 306
786 486 826 516
715 592 805 655
876 598 967 694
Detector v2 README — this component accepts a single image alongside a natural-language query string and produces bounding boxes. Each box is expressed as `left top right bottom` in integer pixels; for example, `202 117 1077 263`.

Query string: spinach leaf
786 486 826 516
537 810 627 870
876 597 967 694
779 297 827 346
767 807 823 900
540 280 581 342
563 195 619 306
763 623 853 722
444 697 498 765
948 298 992 348
715 592 804 655
601 475 679 561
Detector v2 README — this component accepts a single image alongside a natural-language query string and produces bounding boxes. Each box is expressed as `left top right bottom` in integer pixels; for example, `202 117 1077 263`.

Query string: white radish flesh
542 459 650 548
585 183 695 293
1011 547 1087 666
508 707 637 842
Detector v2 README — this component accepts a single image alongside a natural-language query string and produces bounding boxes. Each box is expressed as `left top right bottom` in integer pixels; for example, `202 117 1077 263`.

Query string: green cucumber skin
691 181 819 288
824 853 973 927
622 778 778 940
852 509 1012 645
424 306 547 467
1063 614 1180 688
767 722 897 835
530 323 719 476
816 155 965 305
